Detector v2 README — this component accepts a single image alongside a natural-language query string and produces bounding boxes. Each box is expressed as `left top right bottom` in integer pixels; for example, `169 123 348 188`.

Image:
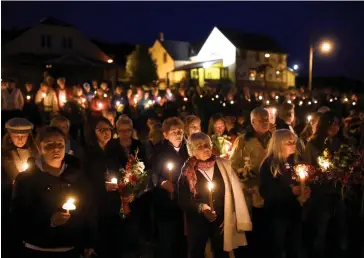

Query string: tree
126 45 158 86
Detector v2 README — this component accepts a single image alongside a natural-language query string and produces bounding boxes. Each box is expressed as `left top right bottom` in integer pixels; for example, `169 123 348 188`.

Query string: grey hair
187 132 212 157
250 107 269 122
116 115 133 130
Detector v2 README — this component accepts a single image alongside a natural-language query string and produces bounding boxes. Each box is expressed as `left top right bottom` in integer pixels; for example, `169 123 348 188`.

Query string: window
191 69 199 79
163 52 168 64
256 52 260 62
249 69 256 81
221 68 229 78
41 35 52 49
62 37 73 49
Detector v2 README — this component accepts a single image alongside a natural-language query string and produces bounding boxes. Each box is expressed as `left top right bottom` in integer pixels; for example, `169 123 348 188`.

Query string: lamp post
308 40 333 91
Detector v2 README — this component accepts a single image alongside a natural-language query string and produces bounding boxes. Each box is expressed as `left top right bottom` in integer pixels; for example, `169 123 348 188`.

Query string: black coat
259 156 301 219
10 155 97 249
83 144 121 218
151 140 189 219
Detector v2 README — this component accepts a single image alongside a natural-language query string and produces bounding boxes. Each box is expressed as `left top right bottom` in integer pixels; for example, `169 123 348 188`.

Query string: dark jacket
83 144 121 218
259 156 301 218
11 155 97 249
151 140 189 219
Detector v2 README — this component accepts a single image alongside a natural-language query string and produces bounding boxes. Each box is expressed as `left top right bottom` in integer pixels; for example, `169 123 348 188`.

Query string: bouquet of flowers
211 134 232 158
118 149 148 215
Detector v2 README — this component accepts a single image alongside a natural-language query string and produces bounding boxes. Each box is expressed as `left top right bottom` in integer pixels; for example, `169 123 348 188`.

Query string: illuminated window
249 69 257 81
191 69 198 79
205 68 220 80
163 52 168 64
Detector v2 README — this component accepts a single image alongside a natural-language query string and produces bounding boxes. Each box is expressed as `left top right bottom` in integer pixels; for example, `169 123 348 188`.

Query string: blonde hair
264 129 297 178
184 115 201 138
116 115 133 130
187 132 212 157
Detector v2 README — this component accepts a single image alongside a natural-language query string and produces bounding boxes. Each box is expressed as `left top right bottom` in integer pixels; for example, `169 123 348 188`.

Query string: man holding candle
178 132 252 258
151 117 189 258
10 127 96 258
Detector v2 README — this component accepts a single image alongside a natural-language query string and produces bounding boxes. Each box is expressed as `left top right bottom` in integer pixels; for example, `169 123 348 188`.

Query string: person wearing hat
1 117 38 258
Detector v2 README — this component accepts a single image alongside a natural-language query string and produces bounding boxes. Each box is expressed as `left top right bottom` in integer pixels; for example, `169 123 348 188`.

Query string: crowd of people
1 74 364 258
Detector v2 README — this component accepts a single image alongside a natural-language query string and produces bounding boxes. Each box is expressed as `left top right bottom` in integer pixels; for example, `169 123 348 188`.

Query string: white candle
208 182 214 211
110 177 118 184
167 162 174 200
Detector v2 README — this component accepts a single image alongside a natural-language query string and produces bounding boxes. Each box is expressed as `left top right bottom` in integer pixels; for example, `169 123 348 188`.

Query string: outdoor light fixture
293 64 299 71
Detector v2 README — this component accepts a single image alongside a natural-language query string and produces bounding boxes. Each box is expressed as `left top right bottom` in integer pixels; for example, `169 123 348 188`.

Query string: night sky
2 1 364 82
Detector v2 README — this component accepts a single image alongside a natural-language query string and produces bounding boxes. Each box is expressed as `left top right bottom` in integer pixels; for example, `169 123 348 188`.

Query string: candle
103 93 107 98
42 93 46 98
297 167 307 202
230 100 234 105
62 198 76 214
207 182 214 212
22 162 29 172
81 97 86 103
26 95 31 100
183 97 188 102
60 95 66 104
97 102 103 109
167 162 174 200
307 115 312 122
110 177 118 184
116 100 121 106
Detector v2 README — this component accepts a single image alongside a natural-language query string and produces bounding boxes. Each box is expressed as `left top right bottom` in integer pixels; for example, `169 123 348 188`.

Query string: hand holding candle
295 165 309 205
167 162 174 200
62 198 76 214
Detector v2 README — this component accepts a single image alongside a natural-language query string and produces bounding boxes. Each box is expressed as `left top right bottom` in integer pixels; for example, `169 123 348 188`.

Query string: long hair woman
83 116 122 258
259 129 310 258
11 126 96 258
178 132 252 258
303 111 347 258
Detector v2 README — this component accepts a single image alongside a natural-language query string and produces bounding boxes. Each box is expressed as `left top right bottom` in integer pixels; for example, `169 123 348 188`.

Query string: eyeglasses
96 128 111 133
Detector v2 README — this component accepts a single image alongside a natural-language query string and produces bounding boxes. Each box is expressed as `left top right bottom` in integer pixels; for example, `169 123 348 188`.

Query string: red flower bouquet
118 149 148 216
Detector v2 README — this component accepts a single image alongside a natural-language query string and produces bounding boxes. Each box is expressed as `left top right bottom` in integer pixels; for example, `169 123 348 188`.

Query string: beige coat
230 132 270 209
216 157 252 251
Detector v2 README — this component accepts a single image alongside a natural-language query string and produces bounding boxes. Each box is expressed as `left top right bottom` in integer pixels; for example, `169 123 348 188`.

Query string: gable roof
39 17 73 27
159 40 191 61
218 27 286 54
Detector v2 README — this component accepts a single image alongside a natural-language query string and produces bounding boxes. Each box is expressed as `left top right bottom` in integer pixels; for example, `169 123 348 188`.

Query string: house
149 33 196 89
165 27 296 90
2 17 114 86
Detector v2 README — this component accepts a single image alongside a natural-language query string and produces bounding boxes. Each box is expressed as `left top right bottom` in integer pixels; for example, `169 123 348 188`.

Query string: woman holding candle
151 117 189 258
2 118 38 257
259 129 310 258
11 126 96 258
178 132 252 258
83 116 122 257
184 115 202 140
303 111 348 258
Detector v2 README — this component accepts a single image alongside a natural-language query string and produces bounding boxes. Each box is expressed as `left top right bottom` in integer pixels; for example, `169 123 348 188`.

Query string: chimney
159 32 164 42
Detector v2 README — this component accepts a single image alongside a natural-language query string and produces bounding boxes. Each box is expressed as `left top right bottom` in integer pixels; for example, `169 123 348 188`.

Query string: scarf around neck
184 154 216 196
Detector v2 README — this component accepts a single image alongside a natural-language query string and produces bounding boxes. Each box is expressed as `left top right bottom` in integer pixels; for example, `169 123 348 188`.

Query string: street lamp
308 40 333 91
293 64 299 71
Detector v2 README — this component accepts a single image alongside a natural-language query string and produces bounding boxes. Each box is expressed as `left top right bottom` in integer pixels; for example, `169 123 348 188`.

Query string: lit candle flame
297 167 307 180
98 102 103 109
183 97 188 102
42 93 46 98
230 100 234 105
81 98 86 103
167 162 174 171
103 93 107 98
208 182 214 191
26 95 31 100
272 108 277 115
62 198 76 212
22 162 29 172
116 100 121 106
111 178 118 184
307 115 312 122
